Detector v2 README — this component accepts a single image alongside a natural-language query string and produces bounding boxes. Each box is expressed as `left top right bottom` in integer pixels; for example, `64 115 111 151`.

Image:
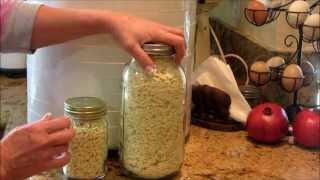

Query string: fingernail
144 65 156 75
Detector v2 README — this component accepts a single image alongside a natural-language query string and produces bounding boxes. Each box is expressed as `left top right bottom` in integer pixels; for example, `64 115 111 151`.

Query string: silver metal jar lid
64 97 107 119
143 43 175 56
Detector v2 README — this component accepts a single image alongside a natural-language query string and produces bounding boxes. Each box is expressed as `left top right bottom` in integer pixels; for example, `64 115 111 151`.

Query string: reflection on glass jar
121 43 186 179
63 97 107 179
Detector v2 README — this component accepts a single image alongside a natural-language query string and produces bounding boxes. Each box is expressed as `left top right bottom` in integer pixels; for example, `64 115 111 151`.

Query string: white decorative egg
301 61 315 86
287 0 310 28
303 14 320 41
250 61 270 85
256 0 271 7
267 56 285 68
256 0 284 8
267 56 286 80
281 64 304 92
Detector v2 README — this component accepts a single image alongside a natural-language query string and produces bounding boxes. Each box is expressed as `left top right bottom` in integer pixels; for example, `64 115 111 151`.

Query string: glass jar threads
121 43 186 179
63 97 108 179
239 85 262 108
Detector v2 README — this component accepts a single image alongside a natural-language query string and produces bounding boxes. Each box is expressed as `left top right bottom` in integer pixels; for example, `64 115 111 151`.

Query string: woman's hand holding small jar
0 113 75 180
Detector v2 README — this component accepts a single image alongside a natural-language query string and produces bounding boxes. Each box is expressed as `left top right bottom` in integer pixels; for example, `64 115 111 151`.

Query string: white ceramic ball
267 56 286 80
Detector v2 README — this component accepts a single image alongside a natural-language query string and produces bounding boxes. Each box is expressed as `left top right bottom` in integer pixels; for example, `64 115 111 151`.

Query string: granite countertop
1 75 319 180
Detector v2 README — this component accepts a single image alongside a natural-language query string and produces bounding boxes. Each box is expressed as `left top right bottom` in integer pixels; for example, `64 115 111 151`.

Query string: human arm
1 1 185 71
31 5 186 70
0 0 40 53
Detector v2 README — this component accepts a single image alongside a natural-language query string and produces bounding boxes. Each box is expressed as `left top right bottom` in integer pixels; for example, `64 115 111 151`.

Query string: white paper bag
192 56 251 124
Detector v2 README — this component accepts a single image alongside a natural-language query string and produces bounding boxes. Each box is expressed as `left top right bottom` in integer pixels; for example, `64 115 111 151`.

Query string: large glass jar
121 43 186 179
63 97 108 179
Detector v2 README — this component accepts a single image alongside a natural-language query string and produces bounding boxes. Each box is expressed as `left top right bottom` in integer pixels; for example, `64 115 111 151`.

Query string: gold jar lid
143 43 175 56
64 97 107 119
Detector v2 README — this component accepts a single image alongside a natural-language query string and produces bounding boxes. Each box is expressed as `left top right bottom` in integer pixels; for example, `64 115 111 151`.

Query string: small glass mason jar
120 43 186 179
63 97 108 179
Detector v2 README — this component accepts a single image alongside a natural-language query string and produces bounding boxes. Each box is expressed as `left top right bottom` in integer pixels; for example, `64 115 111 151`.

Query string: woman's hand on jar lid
108 12 186 73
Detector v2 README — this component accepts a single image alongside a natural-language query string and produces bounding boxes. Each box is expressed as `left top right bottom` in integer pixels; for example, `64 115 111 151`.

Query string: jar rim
143 43 175 56
65 111 106 120
64 97 107 116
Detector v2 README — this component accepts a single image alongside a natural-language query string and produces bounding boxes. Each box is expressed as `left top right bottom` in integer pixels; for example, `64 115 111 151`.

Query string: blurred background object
0 53 26 78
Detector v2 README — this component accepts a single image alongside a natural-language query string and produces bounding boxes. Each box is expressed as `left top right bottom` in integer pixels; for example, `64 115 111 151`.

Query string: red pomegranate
293 109 320 148
247 103 289 143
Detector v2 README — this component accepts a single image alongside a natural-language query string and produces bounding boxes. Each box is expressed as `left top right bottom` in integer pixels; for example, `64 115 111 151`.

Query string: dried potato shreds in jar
121 43 186 179
63 97 108 179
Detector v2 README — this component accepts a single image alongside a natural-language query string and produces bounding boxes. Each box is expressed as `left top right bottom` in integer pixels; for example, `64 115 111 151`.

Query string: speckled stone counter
1 75 319 180
0 75 27 135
